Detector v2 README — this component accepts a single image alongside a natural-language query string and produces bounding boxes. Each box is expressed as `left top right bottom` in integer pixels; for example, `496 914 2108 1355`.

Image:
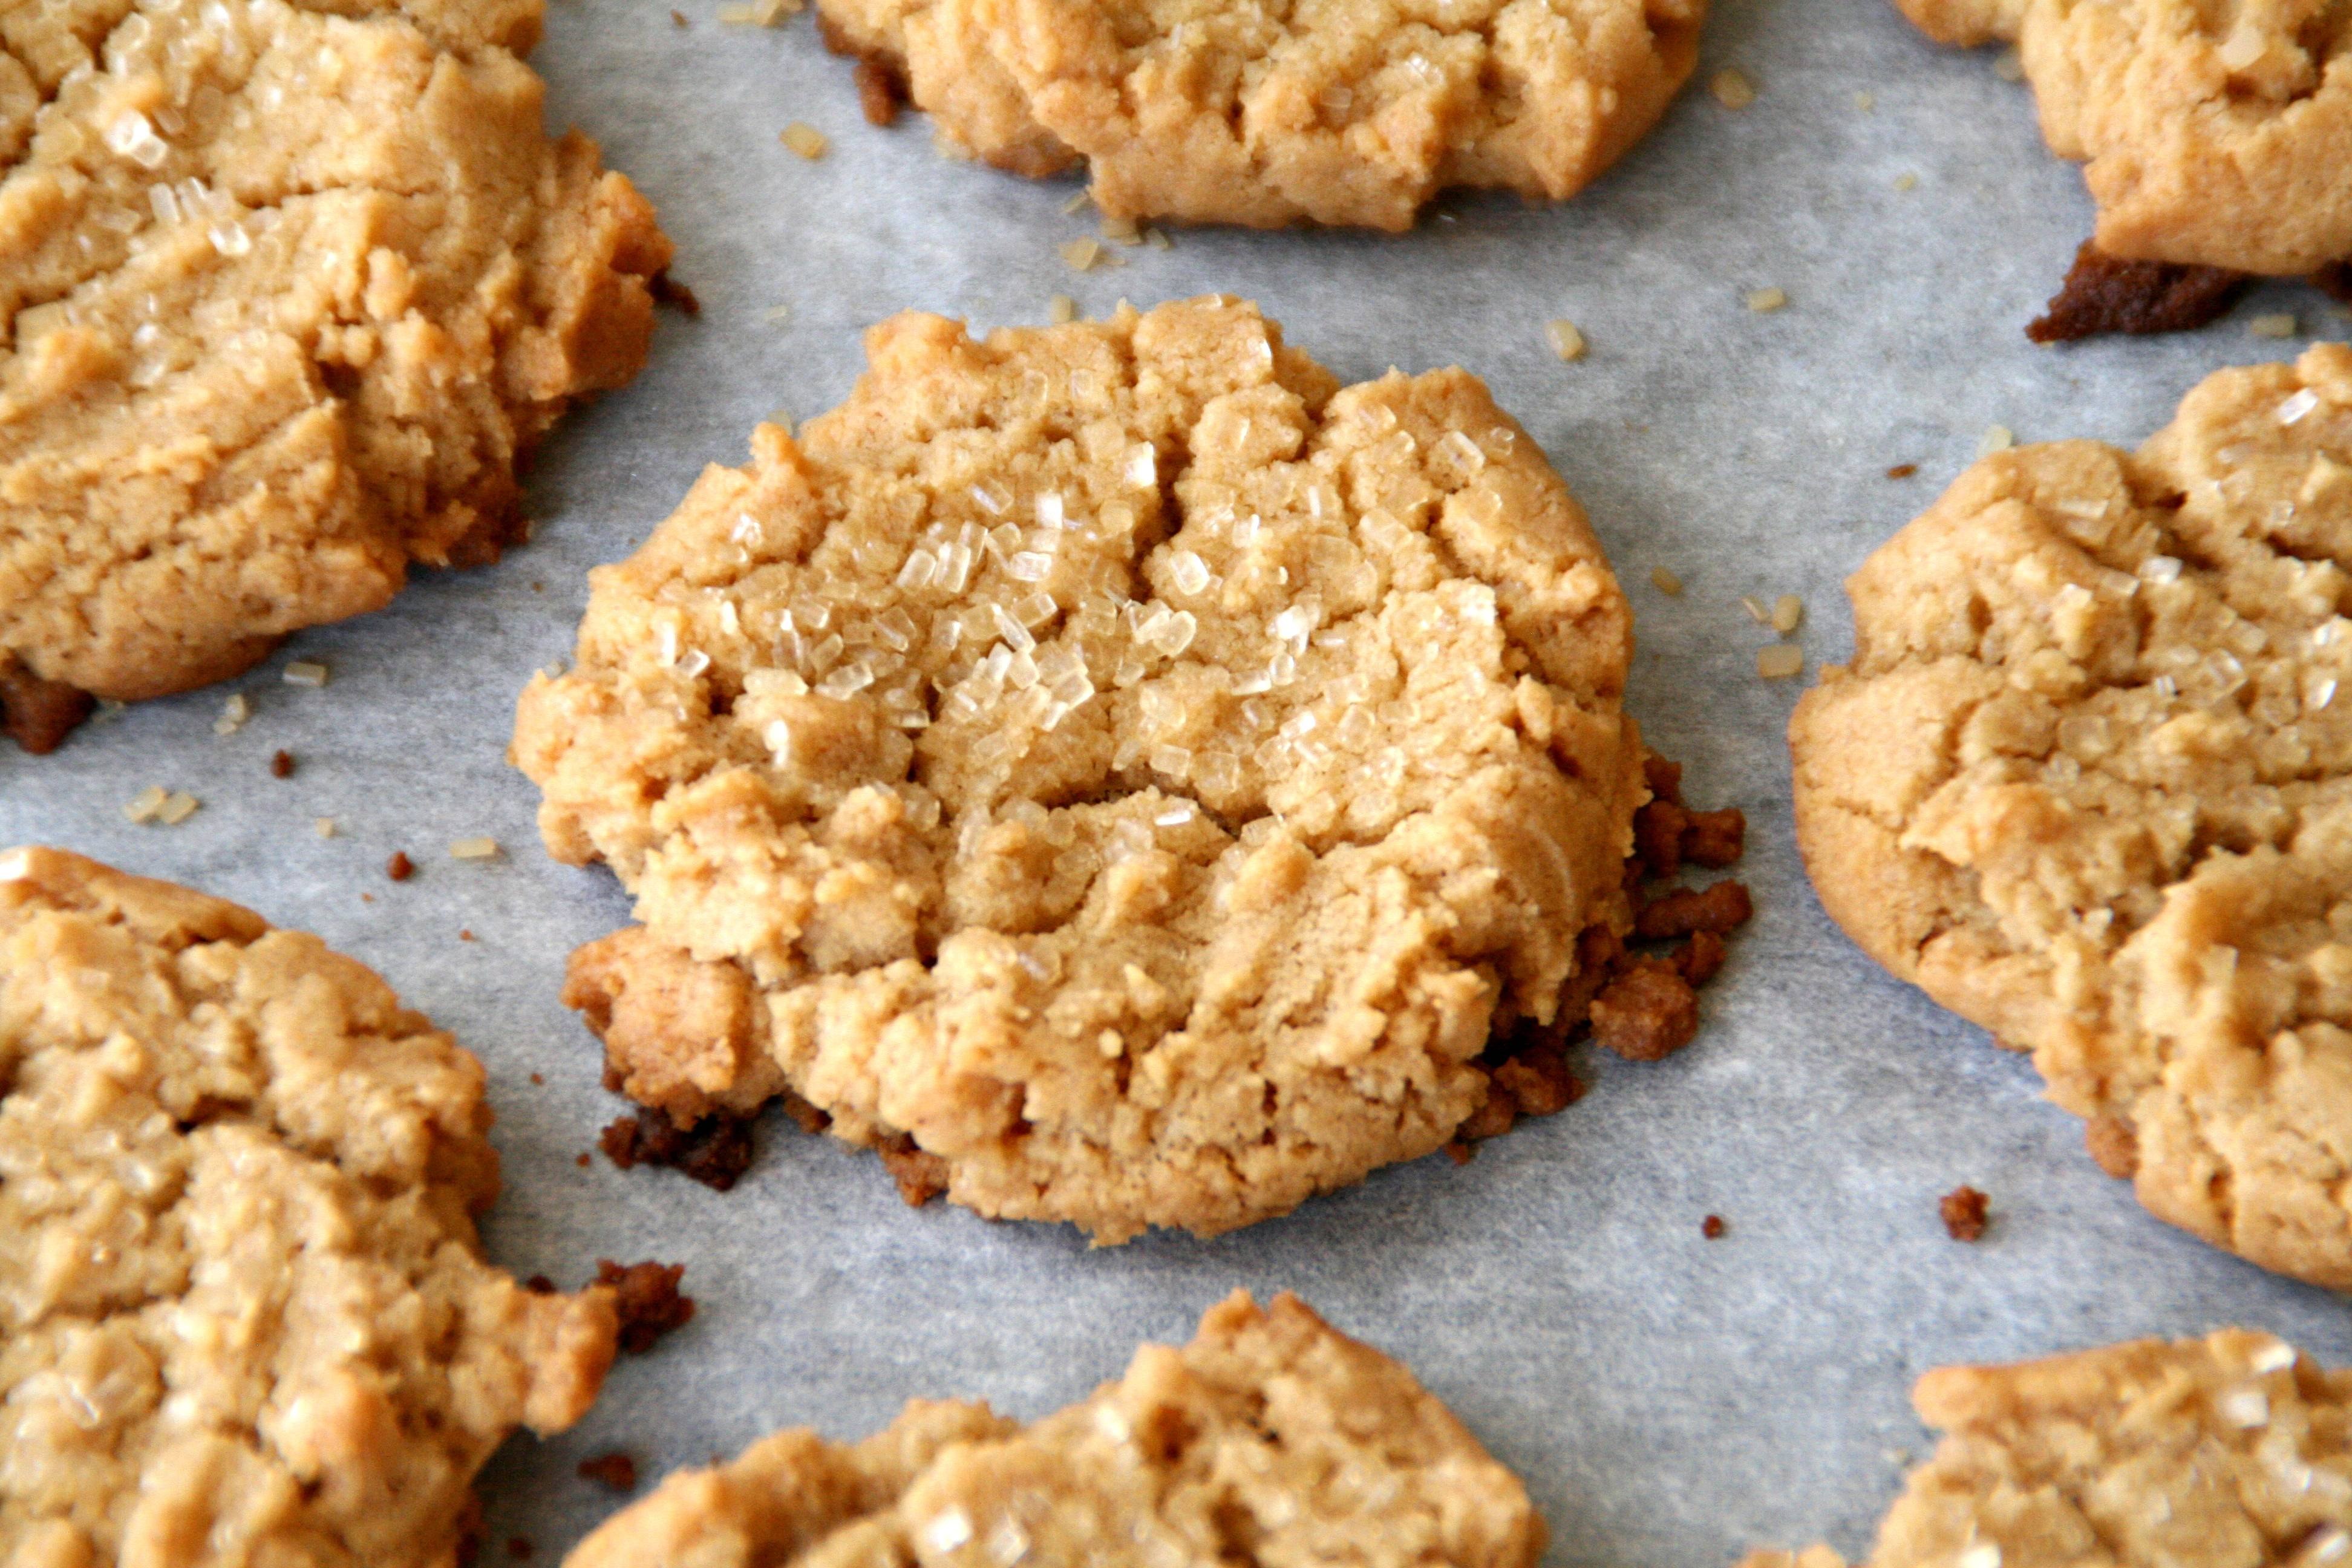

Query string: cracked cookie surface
0 846 619 1568
513 296 1644 1244
816 0 1704 229
1742 1330 2352 1568
1790 344 2352 1290
1896 0 2352 276
564 1290 1544 1568
0 0 671 735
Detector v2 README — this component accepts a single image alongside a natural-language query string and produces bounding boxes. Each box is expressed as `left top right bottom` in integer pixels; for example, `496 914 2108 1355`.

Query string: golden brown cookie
0 846 619 1567
1789 344 2352 1290
564 1290 1546 1568
1895 0 2352 278
514 296 1649 1244
1740 1330 2351 1568
0 0 673 748
816 0 1704 229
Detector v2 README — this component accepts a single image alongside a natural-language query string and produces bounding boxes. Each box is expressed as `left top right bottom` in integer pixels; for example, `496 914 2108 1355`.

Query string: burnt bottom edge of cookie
0 655 97 756
2027 240 2249 344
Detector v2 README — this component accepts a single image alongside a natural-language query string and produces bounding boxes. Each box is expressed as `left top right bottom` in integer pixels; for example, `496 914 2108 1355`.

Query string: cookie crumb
1740 594 1771 624
2085 1114 2138 1178
1710 67 1757 108
854 57 907 125
529 1071 542 1084
595 1259 696 1354
1143 227 1171 250
650 272 702 317
0 659 96 754
1892 172 1918 191
1048 294 1077 324
1770 594 1803 634
2249 312 2298 339
1702 1214 1726 1239
1854 91 1875 111
1650 566 1684 595
576 1152 592 1168
123 785 169 824
1886 462 1918 479
214 693 250 736
781 122 828 159
157 791 200 825
1635 881 1754 941
1059 238 1105 272
878 1134 951 1206
1590 963 1700 1061
1940 1184 1990 1241
283 661 329 688
313 817 336 838
1100 214 1142 245
450 837 501 860
578 1451 639 1492
2026 241 2246 343
269 749 295 777
1545 319 1588 361
386 851 415 882
670 8 687 24
1976 425 2014 457
1757 645 1804 680
600 1108 757 1191
462 929 477 942
1744 286 1788 313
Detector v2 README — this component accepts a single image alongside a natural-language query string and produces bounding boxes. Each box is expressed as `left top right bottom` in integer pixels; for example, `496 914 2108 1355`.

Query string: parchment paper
5 0 2347 1559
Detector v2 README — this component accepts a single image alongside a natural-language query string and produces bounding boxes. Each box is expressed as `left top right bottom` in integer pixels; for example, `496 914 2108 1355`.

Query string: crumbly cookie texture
1789 344 2352 1290
815 0 1704 229
0 846 619 1568
514 296 1645 1244
565 1290 1546 1568
0 0 672 728
1740 1330 2352 1568
1895 0 2352 276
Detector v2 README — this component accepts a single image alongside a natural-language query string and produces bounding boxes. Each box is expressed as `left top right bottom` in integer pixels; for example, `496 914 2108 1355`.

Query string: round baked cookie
818 0 1704 230
514 296 1646 1244
0 0 674 751
1894 0 2352 278
0 846 620 1567
1789 344 2352 1290
1742 1330 2351 1568
564 1290 1545 1568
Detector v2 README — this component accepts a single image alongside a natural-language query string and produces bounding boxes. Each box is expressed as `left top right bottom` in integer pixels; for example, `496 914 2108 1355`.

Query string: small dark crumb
1444 1139 1477 1165
596 1259 696 1354
1492 1045 1583 1119
575 1152 592 1168
524 1274 557 1294
1885 462 1918 479
878 1133 950 1206
1702 1214 1726 1240
2085 1114 2139 1179
1674 928 1729 986
578 1451 639 1492
529 1072 544 1086
600 1109 756 1191
506 1538 532 1561
1590 962 1700 1062
669 7 687 24
460 929 476 942
361 892 376 904
1941 1184 1990 1241
1634 880 1754 941
2318 261 2352 302
531 581 547 592
0 655 95 755
854 56 908 126
454 1496 486 1568
2027 240 2246 343
1642 753 1684 806
270 749 295 778
649 271 702 318
386 851 414 882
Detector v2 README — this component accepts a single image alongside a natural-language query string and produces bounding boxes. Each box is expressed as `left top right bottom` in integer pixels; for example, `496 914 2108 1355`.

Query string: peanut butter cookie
1896 0 2352 284
0 846 620 1567
1790 345 2352 1290
564 1290 1544 1568
514 296 1648 1244
0 0 673 750
815 0 1704 229
1742 1330 2351 1568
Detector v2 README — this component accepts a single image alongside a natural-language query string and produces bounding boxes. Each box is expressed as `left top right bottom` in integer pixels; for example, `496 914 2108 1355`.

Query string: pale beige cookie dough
514 295 1647 1244
0 846 620 1568
0 0 673 743
565 1290 1546 1568
1789 344 2352 1290
820 0 1705 229
1741 1330 2352 1568
1895 0 2352 276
